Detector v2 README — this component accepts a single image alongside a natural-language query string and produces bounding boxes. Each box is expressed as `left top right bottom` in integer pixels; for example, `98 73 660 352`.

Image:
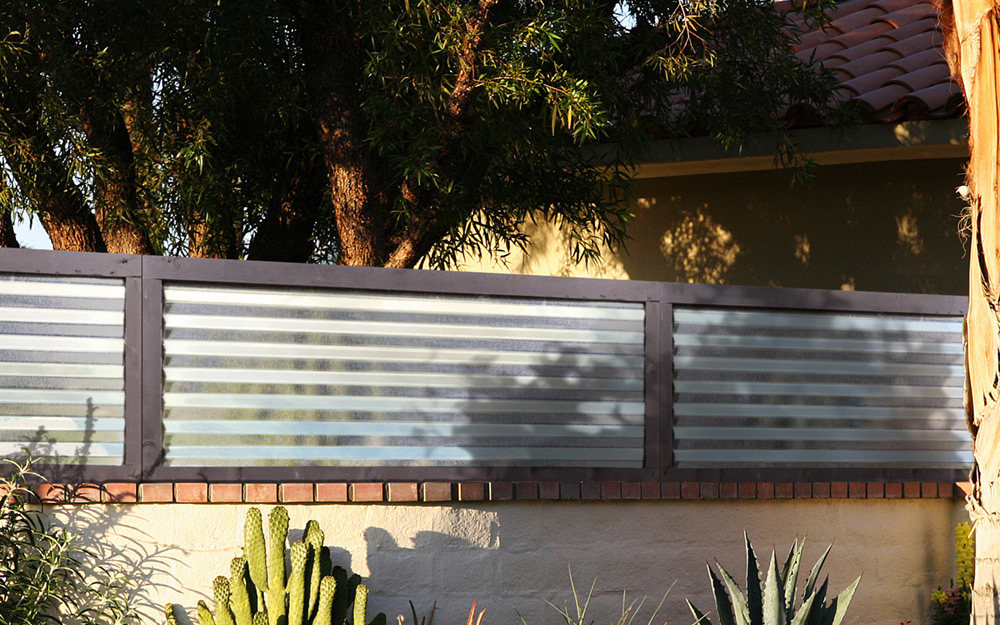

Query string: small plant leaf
708 564 738 625
717 562 752 625
762 552 786 625
802 545 831 602
687 599 714 625
826 576 861 625
805 578 829 625
788 590 818 625
745 533 764 625
782 540 803 620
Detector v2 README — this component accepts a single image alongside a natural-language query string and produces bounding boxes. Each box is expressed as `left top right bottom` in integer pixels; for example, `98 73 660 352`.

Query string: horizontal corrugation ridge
162 284 646 468
0 274 126 466
673 306 970 469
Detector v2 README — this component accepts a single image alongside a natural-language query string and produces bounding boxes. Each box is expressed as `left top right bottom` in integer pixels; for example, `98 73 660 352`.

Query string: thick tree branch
0 211 19 248
247 148 325 263
385 0 500 268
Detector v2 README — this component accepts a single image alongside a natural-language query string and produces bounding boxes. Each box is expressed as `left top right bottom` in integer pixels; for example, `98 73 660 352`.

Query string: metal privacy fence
0 248 972 482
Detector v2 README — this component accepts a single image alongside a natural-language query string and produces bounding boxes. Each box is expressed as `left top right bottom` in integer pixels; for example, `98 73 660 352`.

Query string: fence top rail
0 248 968 315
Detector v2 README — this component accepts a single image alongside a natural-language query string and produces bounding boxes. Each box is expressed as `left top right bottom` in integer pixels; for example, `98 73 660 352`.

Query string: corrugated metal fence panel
672 306 971 468
161 284 646 467
0 274 126 465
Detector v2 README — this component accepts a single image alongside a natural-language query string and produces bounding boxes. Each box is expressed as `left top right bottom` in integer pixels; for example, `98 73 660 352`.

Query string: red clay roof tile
790 0 962 124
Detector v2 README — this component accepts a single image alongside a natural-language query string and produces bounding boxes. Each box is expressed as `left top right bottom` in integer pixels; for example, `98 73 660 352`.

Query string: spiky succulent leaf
354 584 369 625
315 576 337 625
802 545 831 603
215 576 236 625
782 540 803 620
826 576 861 625
788 590 818 625
805 578 829 625
716 562 752 625
198 600 217 625
245 507 268 603
288 541 309 625
687 600 714 625
707 564 738 625
745 533 763 625
231 557 254 625
252 613 268 625
762 552 786 625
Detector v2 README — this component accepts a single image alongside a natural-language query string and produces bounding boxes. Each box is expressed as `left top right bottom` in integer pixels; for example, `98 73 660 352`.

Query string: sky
14 218 53 250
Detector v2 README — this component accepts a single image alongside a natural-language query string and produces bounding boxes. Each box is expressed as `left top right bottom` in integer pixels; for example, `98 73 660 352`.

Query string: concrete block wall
40 481 969 625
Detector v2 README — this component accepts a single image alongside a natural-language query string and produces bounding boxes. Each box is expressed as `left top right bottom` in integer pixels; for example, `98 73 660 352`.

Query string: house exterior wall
461 158 969 295
54 496 965 625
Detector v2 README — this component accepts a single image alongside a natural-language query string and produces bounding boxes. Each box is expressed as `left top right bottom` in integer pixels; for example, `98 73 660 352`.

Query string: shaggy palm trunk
942 0 1000 622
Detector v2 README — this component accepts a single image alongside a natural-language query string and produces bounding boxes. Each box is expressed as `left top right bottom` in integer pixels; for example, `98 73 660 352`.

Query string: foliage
0 454 138 625
166 506 386 625
686 534 860 625
0 0 844 267
930 522 974 625
521 566 671 625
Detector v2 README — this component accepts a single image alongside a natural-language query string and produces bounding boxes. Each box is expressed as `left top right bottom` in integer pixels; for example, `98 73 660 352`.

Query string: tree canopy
0 0 842 268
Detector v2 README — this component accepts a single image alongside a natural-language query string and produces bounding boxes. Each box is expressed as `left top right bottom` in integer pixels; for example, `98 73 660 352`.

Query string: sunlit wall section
0 274 126 465
161 285 646 467
672 307 969 468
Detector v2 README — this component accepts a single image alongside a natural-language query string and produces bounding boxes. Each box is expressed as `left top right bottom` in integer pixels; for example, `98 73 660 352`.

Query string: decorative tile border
25 481 971 504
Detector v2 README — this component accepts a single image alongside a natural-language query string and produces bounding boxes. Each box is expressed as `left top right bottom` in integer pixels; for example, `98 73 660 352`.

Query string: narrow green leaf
708 564 738 625
802 545 831 602
827 576 861 625
762 552 785 625
782 540 803 619
788 591 818 625
745 533 764 625
687 599 714 625
717 562 752 625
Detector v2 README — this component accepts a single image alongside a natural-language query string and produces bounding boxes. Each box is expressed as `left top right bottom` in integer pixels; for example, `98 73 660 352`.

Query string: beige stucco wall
461 158 969 295
52 497 966 625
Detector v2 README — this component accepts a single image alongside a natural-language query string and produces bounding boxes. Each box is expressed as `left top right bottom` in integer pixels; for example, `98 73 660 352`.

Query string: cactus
305 521 325 621
288 541 309 625
314 577 337 625
686 534 861 625
231 557 254 625
245 507 268 607
268 507 290 625
166 507 382 625
198 600 217 625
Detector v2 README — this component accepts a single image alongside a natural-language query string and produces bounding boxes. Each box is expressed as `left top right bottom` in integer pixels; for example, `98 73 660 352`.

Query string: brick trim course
31 481 969 504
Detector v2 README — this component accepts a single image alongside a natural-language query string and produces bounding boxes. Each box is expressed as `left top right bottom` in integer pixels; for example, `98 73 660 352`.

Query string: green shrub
0 455 139 625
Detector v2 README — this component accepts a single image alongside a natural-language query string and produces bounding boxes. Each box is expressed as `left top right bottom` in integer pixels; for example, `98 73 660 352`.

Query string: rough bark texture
294 0 387 266
941 0 1000 622
0 107 106 253
79 102 154 255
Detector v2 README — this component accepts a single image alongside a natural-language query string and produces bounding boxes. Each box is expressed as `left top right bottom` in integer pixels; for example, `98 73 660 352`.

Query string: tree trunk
293 0 388 266
79 103 155 255
941 1 1000 622
246 151 324 263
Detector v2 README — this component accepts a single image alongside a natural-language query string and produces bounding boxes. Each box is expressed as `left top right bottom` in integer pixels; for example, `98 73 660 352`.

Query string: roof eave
632 118 969 178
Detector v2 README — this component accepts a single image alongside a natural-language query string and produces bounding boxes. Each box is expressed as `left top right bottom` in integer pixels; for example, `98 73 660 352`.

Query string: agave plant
687 534 861 625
